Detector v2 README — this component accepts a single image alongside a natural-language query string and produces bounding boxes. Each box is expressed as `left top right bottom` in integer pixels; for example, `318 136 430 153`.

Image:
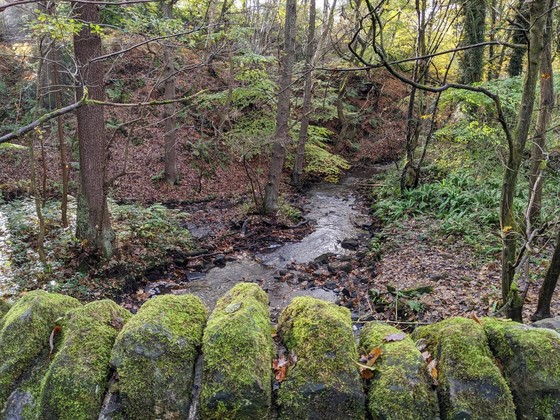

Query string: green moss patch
200 282 274 419
483 317 560 419
277 297 365 419
413 317 515 419
110 294 207 419
38 300 131 420
359 322 437 419
0 290 81 411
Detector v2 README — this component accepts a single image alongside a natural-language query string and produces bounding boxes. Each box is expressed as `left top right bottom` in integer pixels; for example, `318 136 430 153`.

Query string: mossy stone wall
0 290 559 420
200 282 274 419
413 317 516 419
109 294 208 420
360 322 437 419
483 318 560 419
277 297 365 420
39 300 132 420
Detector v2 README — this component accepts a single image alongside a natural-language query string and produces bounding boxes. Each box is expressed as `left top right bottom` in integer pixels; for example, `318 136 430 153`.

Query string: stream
165 170 381 319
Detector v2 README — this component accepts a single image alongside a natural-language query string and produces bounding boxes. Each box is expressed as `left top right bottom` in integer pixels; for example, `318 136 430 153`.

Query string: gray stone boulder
277 297 365 420
484 318 560 419
413 317 516 419
110 294 207 419
200 283 274 419
360 322 437 419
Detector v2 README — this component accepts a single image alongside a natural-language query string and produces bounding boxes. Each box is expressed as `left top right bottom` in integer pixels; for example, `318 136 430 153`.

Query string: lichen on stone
483 317 560 419
359 322 437 420
412 317 516 420
200 282 274 419
38 299 132 420
277 297 365 420
110 294 207 420
0 290 81 411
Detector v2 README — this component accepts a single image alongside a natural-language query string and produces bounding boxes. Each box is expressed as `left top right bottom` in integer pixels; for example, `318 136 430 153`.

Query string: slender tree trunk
292 0 316 186
500 0 546 321
162 0 179 185
528 0 554 226
507 0 528 77
73 2 115 257
52 42 69 228
533 228 560 320
263 0 296 214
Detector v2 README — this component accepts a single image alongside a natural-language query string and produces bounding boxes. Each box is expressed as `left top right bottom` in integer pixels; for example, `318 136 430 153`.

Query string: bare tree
264 0 296 214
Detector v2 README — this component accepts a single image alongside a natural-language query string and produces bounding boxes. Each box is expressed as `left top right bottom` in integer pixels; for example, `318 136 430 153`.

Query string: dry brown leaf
421 351 432 362
366 347 383 367
469 312 482 325
427 359 438 385
360 368 374 380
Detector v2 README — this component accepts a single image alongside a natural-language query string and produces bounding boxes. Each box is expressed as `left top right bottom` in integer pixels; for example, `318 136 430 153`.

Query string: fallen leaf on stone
225 302 242 313
421 351 432 362
427 359 438 385
49 325 62 357
384 332 406 342
366 347 383 366
272 355 288 382
360 368 374 380
289 349 298 365
469 312 482 325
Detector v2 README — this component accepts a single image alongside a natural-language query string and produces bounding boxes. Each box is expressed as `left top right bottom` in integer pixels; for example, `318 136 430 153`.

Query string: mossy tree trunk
500 0 546 321
534 227 560 320
292 0 316 187
264 0 296 214
73 1 115 257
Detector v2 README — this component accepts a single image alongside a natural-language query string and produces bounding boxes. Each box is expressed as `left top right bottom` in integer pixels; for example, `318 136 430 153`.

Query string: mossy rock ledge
413 317 516 420
277 296 365 420
0 290 81 417
360 322 438 419
483 317 560 419
39 300 132 420
200 282 274 419
109 294 208 420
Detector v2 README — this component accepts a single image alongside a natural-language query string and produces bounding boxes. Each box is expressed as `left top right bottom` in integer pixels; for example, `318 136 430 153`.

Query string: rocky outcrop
1 287 560 420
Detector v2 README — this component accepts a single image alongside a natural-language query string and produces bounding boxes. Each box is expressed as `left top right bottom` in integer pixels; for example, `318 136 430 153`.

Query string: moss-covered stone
483 317 560 419
277 297 365 420
38 300 132 420
412 317 515 420
0 290 81 412
359 322 437 419
110 294 207 419
0 299 10 320
200 283 274 419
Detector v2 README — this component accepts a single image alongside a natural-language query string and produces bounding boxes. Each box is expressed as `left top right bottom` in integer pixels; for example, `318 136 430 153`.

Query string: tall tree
73 2 115 257
500 0 546 321
292 0 317 186
507 0 528 77
264 0 296 213
162 0 179 185
460 0 486 84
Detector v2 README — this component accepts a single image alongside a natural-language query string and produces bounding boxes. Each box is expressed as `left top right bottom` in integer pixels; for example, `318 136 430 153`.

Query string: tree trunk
527 0 554 226
162 0 179 186
460 0 486 84
73 2 115 257
263 0 296 214
533 228 560 320
292 0 316 186
500 0 546 321
507 0 528 77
